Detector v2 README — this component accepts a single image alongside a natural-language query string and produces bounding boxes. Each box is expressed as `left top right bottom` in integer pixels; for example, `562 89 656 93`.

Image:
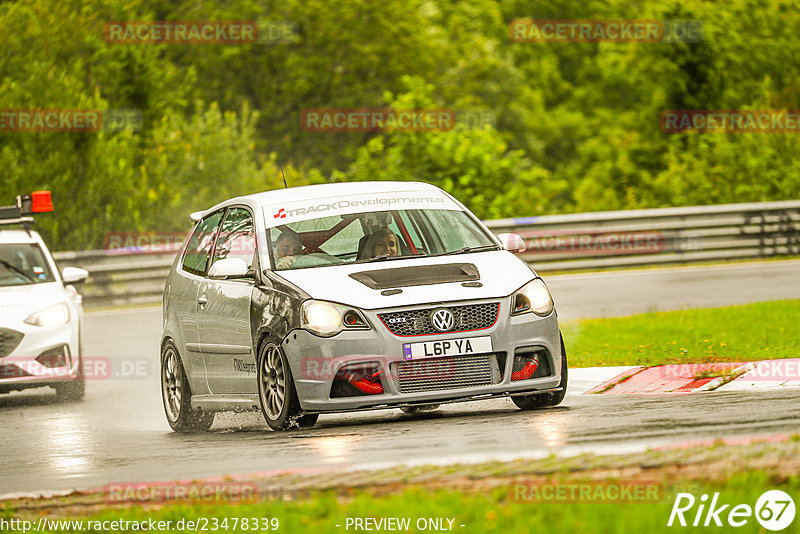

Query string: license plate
402 336 492 360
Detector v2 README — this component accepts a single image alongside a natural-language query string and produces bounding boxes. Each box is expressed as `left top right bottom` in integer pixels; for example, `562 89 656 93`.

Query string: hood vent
349 263 479 290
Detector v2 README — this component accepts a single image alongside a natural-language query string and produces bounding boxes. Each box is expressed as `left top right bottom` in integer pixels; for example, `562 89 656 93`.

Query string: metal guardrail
484 199 800 272
53 200 800 308
52 249 175 308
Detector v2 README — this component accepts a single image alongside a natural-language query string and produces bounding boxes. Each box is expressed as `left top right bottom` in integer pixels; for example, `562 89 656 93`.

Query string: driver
364 229 399 258
274 229 302 269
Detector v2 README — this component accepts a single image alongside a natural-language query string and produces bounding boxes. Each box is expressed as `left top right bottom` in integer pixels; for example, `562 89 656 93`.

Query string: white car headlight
24 302 70 327
300 300 369 337
511 279 554 317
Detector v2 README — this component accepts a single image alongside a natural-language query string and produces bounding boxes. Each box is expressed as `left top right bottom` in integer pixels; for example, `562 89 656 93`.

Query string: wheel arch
160 336 176 363
254 329 305 395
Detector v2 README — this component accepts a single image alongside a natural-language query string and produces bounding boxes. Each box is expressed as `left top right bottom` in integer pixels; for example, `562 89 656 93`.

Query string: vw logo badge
431 308 455 332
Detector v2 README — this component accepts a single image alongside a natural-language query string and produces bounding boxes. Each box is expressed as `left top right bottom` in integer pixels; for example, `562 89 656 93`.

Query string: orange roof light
31 191 53 213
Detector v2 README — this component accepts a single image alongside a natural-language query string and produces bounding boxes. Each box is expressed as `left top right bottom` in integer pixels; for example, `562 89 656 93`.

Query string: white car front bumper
0 320 81 391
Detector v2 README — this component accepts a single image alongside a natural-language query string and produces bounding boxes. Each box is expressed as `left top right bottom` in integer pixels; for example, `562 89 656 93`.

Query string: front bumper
0 321 81 391
281 297 562 412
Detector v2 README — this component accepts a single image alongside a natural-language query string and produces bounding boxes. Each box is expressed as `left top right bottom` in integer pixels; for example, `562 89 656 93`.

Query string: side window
212 207 256 269
181 211 224 276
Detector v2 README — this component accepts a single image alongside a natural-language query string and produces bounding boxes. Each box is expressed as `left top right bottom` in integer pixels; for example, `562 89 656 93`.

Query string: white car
0 192 88 401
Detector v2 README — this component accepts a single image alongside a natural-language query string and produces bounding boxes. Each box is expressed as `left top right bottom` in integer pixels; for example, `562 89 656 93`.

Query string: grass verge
562 299 800 367
7 476 800 534
5 438 800 533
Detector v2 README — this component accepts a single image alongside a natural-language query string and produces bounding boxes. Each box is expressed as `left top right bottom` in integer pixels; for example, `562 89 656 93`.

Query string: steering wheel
293 253 342 268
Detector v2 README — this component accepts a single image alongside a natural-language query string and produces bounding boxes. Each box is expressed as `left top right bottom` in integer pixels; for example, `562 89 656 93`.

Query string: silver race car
161 182 566 431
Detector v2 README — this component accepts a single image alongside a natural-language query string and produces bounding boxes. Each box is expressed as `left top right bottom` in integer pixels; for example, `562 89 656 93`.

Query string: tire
257 340 316 430
54 378 85 402
400 404 440 414
161 341 214 432
296 413 319 428
512 332 568 410
55 355 85 402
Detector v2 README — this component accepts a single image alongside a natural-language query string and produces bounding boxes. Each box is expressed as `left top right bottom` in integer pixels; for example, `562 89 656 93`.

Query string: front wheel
54 377 85 402
257 341 316 430
512 333 568 410
55 354 85 402
161 341 214 432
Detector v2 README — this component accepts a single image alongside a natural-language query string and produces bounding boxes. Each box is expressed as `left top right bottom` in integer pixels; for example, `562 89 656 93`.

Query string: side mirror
61 267 89 284
208 258 251 279
497 233 527 254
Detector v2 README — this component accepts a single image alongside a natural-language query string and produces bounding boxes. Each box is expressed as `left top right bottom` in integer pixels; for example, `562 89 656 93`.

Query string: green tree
338 77 565 219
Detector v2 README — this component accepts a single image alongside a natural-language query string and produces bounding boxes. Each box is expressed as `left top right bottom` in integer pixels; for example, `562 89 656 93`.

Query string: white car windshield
268 209 499 270
0 243 55 286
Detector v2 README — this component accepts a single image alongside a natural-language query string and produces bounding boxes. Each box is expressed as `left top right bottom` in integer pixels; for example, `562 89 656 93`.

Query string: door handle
198 295 208 305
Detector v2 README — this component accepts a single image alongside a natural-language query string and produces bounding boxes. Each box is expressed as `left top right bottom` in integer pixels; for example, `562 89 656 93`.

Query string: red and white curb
568 359 800 395
567 366 640 395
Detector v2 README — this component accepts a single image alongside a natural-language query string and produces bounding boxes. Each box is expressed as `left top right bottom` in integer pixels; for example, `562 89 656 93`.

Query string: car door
197 207 258 394
173 210 224 395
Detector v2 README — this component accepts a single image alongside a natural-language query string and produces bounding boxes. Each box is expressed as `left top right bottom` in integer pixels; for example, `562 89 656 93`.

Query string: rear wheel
512 333 568 410
257 341 317 430
161 341 214 432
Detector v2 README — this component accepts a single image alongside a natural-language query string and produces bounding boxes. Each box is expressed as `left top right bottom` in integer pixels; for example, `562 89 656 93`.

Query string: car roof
0 228 42 245
202 181 444 215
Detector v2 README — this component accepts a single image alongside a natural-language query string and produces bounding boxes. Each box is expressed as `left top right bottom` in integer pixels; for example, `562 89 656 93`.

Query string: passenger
275 230 302 269
364 229 399 258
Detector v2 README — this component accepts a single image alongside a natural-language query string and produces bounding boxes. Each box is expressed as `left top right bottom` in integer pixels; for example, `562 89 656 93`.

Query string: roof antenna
279 161 288 189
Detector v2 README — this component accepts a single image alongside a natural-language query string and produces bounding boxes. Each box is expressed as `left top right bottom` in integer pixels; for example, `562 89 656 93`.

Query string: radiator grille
379 303 499 336
390 353 503 394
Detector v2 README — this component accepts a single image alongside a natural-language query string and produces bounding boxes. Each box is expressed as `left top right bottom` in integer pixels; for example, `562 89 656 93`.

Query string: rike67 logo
668 490 795 531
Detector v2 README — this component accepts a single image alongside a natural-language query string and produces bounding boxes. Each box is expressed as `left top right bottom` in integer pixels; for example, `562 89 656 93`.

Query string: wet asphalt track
1 260 799 496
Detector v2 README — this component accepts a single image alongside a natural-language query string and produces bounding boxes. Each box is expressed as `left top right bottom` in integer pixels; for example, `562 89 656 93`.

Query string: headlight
300 300 369 337
511 279 554 317
24 302 70 327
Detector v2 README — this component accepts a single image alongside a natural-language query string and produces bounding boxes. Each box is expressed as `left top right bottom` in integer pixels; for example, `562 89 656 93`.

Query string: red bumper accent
346 374 384 395
511 360 538 381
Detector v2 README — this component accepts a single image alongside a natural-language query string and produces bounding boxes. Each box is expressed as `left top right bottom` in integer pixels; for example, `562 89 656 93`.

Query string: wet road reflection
2 306 800 497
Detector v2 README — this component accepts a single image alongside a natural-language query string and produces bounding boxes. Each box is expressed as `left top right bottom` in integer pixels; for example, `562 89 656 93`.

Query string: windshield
0 243 56 286
268 209 498 270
